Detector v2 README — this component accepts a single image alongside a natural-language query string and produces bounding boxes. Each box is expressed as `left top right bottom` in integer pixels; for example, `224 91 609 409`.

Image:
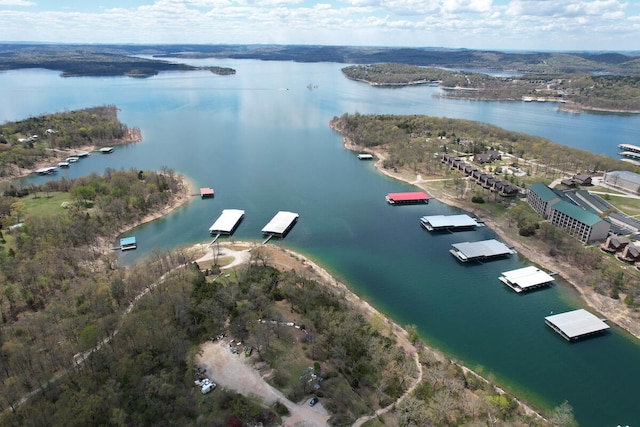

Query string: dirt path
196 341 330 427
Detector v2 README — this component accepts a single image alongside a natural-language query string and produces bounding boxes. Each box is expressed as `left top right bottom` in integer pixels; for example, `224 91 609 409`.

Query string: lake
3 59 640 426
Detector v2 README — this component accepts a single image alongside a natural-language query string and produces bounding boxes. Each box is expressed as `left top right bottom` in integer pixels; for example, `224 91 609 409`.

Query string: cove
4 58 640 426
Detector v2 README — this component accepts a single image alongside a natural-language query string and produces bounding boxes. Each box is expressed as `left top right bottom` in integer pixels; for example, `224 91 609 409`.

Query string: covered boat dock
200 187 215 198
386 192 430 205
261 211 299 241
420 214 483 232
449 239 515 262
209 209 245 236
498 266 555 293
120 236 137 251
545 309 609 341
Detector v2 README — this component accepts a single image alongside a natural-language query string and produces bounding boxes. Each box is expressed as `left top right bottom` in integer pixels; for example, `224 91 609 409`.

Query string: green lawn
22 192 74 218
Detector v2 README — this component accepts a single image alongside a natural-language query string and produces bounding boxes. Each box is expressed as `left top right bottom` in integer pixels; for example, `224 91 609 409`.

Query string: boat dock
357 153 374 160
200 187 215 198
35 166 58 175
119 236 137 251
99 146 114 154
449 239 515 262
545 309 609 341
498 266 555 293
386 191 430 205
420 214 483 232
208 209 245 243
261 211 299 241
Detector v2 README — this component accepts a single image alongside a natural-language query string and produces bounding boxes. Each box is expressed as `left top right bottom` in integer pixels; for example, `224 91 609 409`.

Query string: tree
549 400 578 427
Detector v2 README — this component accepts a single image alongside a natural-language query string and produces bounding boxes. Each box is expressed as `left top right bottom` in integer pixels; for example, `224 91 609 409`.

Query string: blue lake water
3 59 640 426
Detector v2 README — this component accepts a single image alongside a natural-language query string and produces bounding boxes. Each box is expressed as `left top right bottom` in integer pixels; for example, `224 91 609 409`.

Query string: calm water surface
3 60 640 426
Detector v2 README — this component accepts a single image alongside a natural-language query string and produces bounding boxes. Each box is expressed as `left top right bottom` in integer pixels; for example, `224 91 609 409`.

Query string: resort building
527 182 562 218
547 200 610 243
603 170 640 194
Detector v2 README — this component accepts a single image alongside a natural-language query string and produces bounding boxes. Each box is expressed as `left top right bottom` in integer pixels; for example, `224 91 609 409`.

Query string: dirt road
196 341 330 427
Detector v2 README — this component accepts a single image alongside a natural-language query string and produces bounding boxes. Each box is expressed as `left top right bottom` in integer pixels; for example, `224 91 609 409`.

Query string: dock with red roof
386 191 430 205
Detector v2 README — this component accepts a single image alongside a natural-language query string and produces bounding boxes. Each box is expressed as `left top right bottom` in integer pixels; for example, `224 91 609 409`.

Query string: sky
0 0 638 51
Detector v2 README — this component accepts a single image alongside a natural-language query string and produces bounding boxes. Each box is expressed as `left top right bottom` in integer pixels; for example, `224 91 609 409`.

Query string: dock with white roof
420 214 483 232
261 211 299 243
499 266 555 293
449 239 515 262
545 309 609 341
208 209 245 244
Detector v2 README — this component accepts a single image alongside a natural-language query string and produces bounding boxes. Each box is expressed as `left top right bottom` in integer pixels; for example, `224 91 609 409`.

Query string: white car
201 382 216 394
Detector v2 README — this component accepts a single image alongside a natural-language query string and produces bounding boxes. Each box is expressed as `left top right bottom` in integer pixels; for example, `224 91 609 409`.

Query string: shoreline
331 123 640 341
192 240 547 422
4 127 143 181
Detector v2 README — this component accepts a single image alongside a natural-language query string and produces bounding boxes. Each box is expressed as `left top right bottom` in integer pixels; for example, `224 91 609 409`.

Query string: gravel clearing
196 341 330 427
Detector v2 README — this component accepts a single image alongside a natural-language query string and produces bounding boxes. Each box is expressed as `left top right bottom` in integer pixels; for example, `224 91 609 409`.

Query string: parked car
309 397 318 406
201 382 216 394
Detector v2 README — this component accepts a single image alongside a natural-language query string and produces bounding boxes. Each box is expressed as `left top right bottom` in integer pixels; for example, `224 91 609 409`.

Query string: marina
261 211 299 242
208 209 245 243
498 266 555 293
420 214 483 232
449 239 516 262
545 309 610 341
386 191 430 205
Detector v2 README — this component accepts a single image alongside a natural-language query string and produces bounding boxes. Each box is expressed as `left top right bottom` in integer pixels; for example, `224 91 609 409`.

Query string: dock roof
545 309 609 341
120 236 136 246
209 209 245 234
386 192 430 203
500 266 555 291
450 239 514 261
262 211 299 236
200 187 215 197
421 214 480 230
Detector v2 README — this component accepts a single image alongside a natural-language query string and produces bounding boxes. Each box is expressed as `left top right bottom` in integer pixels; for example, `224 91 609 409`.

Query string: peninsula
341 63 640 114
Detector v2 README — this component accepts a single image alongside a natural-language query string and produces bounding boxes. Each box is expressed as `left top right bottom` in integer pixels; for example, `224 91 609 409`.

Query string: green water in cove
4 59 640 426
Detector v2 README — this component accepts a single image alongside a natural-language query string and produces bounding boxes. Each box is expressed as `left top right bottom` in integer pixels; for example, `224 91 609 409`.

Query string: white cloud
0 0 35 6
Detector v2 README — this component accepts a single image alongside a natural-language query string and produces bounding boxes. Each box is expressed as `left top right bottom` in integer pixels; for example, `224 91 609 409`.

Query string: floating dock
357 153 374 160
386 192 430 205
261 211 299 240
449 239 515 262
99 146 114 154
35 166 58 175
499 266 555 293
208 209 245 236
618 143 640 154
200 187 215 198
58 161 70 168
420 214 483 232
545 309 609 341
120 236 137 251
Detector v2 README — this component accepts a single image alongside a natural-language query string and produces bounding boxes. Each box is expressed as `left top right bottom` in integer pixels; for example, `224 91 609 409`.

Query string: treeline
0 106 139 176
331 113 639 176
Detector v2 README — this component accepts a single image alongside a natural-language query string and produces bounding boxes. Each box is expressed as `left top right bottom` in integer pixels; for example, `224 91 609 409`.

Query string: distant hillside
0 44 639 76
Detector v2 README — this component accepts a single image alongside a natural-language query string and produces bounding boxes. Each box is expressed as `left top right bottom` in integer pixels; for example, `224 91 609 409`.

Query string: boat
57 161 70 168
66 156 80 163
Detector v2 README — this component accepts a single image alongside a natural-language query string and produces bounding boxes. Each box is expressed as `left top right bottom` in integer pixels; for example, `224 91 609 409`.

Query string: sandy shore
338 132 640 341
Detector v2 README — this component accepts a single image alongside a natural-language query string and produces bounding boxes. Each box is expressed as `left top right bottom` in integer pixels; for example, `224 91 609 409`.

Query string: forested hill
1 44 640 76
